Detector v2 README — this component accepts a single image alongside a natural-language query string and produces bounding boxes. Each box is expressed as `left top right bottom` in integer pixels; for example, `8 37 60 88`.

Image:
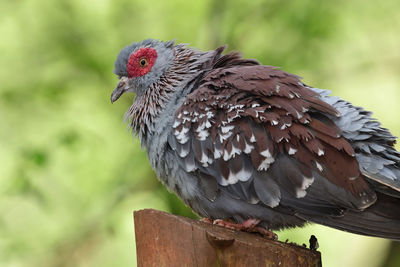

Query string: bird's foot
199 217 214 224
200 218 278 240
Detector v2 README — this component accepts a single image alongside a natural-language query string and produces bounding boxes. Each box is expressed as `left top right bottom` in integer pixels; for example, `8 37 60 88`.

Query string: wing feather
168 64 379 214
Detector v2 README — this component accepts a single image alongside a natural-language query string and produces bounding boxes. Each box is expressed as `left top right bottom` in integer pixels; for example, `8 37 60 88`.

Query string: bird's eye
139 58 148 67
126 48 157 78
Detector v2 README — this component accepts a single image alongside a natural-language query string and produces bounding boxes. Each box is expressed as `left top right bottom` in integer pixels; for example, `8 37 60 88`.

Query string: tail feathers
300 193 400 241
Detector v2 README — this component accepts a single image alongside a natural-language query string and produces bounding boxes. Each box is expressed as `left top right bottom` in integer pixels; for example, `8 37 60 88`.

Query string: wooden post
134 209 322 267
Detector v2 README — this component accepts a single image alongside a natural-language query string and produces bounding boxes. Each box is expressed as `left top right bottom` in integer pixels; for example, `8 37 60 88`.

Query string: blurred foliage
1 0 400 266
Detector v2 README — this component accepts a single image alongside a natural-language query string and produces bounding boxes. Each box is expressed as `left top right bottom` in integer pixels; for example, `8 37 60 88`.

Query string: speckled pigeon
111 39 400 240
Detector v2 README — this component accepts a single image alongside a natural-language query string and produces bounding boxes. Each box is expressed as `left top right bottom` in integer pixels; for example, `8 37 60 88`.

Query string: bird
111 39 400 240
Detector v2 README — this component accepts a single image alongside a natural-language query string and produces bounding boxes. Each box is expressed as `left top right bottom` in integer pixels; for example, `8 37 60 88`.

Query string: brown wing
168 63 377 214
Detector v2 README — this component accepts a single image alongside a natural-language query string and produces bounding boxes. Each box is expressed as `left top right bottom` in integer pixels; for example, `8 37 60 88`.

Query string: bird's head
111 39 175 103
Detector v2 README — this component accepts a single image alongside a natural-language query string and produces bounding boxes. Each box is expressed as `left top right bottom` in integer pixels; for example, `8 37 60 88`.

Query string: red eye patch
126 48 158 78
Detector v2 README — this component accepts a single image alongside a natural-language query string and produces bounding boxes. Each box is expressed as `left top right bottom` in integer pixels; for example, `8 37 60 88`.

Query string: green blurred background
1 0 400 266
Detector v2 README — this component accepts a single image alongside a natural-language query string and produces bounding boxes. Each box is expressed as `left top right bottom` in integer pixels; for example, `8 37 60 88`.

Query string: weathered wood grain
134 209 322 267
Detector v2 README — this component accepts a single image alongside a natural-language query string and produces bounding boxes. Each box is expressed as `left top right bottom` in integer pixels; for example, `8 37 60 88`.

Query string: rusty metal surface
134 209 322 267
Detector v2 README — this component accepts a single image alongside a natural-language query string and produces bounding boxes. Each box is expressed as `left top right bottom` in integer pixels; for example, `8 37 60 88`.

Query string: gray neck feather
124 45 216 172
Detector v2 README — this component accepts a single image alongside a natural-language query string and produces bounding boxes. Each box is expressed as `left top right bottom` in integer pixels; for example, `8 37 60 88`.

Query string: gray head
111 39 175 103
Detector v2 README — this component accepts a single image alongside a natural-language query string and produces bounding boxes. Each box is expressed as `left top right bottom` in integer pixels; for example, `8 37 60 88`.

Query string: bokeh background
1 0 400 266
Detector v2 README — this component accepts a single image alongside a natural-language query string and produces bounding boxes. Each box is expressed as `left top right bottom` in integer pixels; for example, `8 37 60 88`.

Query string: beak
111 77 130 103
